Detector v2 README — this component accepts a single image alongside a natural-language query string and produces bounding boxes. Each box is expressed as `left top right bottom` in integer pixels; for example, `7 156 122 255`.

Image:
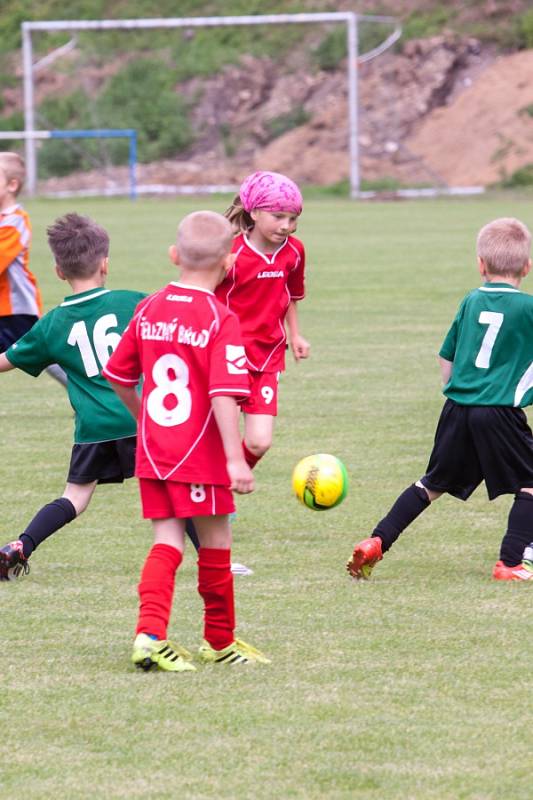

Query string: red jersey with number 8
103 282 250 485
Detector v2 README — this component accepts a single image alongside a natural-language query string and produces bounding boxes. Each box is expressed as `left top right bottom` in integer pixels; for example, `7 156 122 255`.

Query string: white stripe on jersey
102 366 139 385
61 289 110 306
209 387 251 396
260 315 287 372
140 405 216 482
478 286 520 293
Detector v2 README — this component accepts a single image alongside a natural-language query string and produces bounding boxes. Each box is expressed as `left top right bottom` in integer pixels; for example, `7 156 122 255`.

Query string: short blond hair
477 217 531 276
0 151 26 196
177 210 233 269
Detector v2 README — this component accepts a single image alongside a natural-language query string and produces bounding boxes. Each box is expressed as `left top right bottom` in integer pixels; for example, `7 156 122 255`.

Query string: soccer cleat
492 560 533 581
0 540 30 582
346 536 383 580
132 633 196 672
231 562 254 576
198 638 270 665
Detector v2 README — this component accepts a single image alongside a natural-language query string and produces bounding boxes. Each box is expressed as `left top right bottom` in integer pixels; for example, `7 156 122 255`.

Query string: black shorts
0 314 38 352
421 399 533 501
67 436 136 485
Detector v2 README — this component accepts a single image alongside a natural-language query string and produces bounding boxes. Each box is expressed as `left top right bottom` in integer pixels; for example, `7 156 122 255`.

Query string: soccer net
12 12 476 200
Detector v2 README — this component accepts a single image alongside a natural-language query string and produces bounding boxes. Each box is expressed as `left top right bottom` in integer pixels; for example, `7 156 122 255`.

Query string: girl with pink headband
216 170 310 491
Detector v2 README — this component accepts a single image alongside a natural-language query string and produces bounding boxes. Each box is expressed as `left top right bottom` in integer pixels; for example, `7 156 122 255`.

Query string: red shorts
139 477 235 519
241 371 280 416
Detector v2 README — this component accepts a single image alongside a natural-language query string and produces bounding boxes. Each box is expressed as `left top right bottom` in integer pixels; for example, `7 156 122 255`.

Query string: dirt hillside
407 50 533 186
28 36 533 192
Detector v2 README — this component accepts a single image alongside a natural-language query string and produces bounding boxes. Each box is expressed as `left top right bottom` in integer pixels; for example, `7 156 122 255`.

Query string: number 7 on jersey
475 311 504 369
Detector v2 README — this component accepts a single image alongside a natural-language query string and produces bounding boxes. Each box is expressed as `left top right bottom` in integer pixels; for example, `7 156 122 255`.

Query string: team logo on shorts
226 344 248 374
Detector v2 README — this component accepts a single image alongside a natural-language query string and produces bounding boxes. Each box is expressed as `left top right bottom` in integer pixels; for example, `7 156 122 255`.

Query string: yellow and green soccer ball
292 453 348 511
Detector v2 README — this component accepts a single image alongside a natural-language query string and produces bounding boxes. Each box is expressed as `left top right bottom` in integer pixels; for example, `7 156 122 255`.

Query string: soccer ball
292 453 348 511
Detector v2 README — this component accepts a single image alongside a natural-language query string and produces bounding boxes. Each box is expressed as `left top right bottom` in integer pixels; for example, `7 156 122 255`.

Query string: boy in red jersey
218 171 310 472
104 210 270 671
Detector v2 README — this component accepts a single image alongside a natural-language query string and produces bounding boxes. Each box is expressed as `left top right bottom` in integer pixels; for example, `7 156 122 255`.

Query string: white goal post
21 12 401 198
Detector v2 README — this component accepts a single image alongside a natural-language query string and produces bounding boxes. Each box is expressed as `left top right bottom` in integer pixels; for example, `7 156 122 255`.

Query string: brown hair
477 217 532 277
224 193 254 235
47 213 109 279
0 151 26 196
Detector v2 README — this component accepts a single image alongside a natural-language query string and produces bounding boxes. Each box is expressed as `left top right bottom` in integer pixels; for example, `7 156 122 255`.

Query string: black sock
500 492 533 567
185 518 200 552
20 497 77 558
373 483 431 553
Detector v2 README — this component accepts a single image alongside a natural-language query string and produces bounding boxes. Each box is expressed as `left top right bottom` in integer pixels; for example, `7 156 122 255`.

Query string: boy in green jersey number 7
347 217 533 582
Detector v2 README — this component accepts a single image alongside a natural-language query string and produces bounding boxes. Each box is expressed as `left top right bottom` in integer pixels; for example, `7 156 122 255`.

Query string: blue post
129 130 137 201
50 128 138 200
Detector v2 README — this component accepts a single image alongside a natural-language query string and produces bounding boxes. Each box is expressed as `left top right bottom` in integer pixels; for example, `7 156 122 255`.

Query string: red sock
136 543 182 640
197 547 234 650
242 440 262 470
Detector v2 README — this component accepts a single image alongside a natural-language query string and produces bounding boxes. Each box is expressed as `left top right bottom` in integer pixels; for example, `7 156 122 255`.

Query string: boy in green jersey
0 213 246 581
347 217 533 582
0 213 145 580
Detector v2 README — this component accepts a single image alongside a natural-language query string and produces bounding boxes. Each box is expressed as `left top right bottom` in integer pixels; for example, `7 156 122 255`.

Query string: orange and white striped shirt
0 203 42 317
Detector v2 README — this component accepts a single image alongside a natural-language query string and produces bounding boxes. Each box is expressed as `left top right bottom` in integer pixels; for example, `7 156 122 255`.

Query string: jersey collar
169 281 214 296
243 233 288 265
479 282 520 293
0 203 20 217
61 288 110 306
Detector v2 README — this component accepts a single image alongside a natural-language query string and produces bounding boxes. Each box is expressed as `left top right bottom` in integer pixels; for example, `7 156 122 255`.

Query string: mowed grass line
1 194 533 799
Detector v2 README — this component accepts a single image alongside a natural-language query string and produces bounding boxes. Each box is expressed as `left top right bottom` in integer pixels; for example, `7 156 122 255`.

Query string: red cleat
0 540 29 581
492 560 533 581
346 536 383 580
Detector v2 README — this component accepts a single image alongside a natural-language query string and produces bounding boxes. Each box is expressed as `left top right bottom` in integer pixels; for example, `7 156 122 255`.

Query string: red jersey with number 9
215 233 305 372
103 282 250 485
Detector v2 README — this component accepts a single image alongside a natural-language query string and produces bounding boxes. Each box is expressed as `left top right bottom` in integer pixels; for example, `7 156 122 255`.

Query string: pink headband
239 171 303 215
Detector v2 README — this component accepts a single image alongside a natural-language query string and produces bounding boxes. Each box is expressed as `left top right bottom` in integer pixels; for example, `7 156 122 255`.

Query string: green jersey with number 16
7 287 146 443
439 282 533 407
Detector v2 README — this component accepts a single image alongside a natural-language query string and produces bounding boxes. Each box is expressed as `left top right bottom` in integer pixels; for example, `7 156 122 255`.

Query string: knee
245 436 272 458
62 483 95 516
67 495 89 516
416 480 441 503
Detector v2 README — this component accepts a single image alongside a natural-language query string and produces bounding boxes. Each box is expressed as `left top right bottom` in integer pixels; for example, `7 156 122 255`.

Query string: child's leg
499 489 533 566
243 413 275 468
195 515 234 649
0 481 96 580
185 518 200 550
136 518 184 641
19 481 97 558
347 481 441 579
373 481 441 552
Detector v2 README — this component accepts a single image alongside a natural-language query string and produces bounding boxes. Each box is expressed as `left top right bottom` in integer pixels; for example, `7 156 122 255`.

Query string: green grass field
1 192 533 799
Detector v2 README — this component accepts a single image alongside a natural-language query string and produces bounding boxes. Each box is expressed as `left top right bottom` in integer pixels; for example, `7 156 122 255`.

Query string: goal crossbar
21 12 400 198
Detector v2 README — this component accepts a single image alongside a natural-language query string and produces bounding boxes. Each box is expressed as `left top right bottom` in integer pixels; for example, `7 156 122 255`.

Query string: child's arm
107 382 141 420
211 395 254 494
439 356 453 384
286 301 310 361
0 353 15 372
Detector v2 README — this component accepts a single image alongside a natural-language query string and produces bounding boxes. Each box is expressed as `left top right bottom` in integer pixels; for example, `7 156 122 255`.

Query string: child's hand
291 334 310 361
227 459 255 494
